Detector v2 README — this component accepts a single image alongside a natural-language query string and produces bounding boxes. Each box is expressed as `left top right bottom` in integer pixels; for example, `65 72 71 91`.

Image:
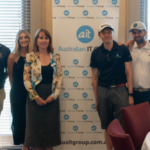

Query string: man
0 43 10 115
90 23 133 150
125 21 150 105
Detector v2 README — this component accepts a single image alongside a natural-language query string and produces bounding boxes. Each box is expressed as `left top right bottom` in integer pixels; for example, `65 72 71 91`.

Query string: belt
110 83 126 88
133 88 150 92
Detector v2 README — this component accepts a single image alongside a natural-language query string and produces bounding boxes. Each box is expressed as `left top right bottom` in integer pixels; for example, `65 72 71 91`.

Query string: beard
134 36 145 44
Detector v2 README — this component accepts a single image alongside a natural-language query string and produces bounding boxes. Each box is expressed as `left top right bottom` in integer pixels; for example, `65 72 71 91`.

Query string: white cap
98 23 114 33
129 21 146 32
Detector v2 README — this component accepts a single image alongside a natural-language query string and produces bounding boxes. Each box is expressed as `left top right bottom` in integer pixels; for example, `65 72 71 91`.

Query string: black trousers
133 90 150 105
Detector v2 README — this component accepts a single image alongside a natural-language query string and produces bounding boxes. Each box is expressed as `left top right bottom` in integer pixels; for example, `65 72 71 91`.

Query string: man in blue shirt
0 43 10 115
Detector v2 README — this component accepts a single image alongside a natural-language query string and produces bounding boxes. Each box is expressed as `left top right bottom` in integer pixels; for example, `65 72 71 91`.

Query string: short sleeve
90 51 98 68
5 48 11 68
123 46 132 62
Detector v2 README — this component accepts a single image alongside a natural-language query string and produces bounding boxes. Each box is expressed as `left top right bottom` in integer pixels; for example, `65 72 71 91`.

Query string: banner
53 0 120 150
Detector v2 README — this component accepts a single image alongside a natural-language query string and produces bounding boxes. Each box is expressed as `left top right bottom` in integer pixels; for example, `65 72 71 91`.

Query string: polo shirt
90 41 132 87
0 44 11 89
130 40 150 88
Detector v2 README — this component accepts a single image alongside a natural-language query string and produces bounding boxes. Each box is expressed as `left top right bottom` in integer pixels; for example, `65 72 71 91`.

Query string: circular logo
91 104 95 109
73 0 79 4
64 114 69 120
92 0 98 5
91 125 97 131
73 59 79 65
64 10 69 16
73 104 78 109
82 92 88 98
112 0 117 5
102 10 108 16
73 82 78 87
77 25 94 43
83 10 88 16
73 125 78 131
133 23 137 27
82 114 88 120
54 0 60 4
82 70 88 76
64 92 69 98
64 70 69 76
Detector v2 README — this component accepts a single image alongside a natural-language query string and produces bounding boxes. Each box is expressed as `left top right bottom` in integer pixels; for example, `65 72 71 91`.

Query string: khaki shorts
0 88 6 115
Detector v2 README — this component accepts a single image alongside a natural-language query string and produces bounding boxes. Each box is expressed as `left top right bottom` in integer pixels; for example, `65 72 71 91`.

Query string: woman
7 30 32 150
24 29 63 150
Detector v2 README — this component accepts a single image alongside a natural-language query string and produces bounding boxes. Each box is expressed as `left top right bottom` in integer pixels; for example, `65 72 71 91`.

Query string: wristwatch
128 93 133 97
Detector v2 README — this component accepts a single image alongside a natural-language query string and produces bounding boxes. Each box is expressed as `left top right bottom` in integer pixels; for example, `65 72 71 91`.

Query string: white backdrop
53 0 120 150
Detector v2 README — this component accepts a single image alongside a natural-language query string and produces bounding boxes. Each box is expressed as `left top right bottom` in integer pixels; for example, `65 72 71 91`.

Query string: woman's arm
23 53 39 100
51 53 63 100
7 53 15 86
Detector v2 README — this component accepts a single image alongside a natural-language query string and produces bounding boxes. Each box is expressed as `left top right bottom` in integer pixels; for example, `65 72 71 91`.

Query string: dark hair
33 29 54 52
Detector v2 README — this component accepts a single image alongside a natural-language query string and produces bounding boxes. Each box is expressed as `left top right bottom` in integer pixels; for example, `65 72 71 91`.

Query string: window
148 0 150 39
0 0 30 147
140 0 148 38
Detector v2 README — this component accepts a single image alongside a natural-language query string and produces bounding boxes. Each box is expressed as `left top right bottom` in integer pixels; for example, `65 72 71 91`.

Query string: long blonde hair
13 30 32 62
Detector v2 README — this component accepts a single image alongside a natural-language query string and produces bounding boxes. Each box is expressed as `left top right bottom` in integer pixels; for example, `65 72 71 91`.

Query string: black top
40 64 54 84
90 41 132 87
12 56 26 90
0 44 11 89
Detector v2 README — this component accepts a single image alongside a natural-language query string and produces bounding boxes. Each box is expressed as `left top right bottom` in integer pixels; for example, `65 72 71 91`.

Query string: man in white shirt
128 21 150 105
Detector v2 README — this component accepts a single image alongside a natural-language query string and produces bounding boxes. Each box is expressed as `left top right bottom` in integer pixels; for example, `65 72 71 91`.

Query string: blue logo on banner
91 125 97 131
73 126 78 131
64 114 69 120
92 0 98 5
83 10 88 16
54 0 60 4
102 10 108 16
82 92 88 98
112 0 117 5
64 92 69 98
73 82 78 87
77 25 94 43
64 70 69 76
73 0 79 4
91 104 95 109
82 114 88 120
73 59 79 65
82 70 88 76
73 104 78 109
64 10 69 16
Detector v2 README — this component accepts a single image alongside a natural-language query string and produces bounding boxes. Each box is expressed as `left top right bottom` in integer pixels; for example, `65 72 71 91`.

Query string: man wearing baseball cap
126 21 150 105
90 23 133 150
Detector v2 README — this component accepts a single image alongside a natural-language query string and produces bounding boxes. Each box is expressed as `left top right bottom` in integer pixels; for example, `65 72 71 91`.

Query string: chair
121 102 150 150
108 119 135 150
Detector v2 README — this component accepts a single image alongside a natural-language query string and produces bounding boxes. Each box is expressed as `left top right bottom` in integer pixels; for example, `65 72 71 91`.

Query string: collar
133 40 150 49
101 40 118 52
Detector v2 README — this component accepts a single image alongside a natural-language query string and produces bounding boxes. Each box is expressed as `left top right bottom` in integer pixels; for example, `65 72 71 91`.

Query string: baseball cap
98 23 114 33
129 21 146 32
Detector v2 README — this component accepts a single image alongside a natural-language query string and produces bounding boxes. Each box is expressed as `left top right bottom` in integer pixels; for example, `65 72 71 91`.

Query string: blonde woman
24 29 63 150
7 30 32 150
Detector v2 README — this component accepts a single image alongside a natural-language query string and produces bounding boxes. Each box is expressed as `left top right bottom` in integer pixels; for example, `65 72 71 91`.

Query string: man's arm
125 40 134 50
92 68 98 111
125 61 134 105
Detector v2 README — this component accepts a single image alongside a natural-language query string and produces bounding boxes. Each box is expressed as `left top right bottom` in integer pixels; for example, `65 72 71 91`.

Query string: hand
125 40 134 50
95 100 98 111
45 96 54 104
117 41 124 46
129 96 134 106
35 97 46 106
